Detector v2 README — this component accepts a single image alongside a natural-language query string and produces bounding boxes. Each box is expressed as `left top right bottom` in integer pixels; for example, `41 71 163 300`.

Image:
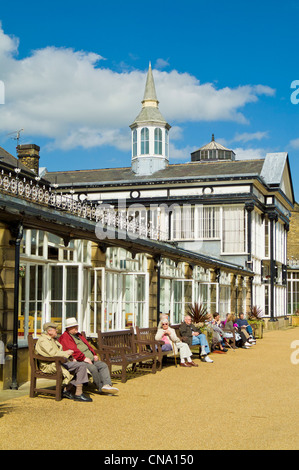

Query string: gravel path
1 328 299 450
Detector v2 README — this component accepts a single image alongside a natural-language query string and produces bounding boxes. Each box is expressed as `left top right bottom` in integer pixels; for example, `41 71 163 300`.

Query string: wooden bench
172 323 218 355
135 324 212 368
28 335 67 401
220 328 237 349
135 326 180 370
97 328 157 383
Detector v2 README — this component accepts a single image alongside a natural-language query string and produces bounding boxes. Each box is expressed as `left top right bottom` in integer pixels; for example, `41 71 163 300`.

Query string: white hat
65 317 79 329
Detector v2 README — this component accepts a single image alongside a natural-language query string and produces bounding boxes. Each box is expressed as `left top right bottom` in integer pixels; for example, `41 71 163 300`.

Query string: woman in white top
155 319 198 367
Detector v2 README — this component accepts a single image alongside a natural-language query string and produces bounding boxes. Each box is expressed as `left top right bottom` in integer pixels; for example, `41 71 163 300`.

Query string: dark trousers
63 361 89 386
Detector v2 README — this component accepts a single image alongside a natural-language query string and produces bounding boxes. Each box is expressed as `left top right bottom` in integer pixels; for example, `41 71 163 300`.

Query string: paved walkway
1 327 299 450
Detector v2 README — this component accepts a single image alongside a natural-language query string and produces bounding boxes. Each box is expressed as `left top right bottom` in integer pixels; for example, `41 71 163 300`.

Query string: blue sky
0 0 299 200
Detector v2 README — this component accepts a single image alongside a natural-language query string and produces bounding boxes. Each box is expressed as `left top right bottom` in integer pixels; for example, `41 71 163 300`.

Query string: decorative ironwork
0 169 168 241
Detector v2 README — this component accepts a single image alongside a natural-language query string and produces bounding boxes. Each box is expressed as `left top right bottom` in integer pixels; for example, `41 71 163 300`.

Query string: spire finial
211 133 215 141
142 62 158 105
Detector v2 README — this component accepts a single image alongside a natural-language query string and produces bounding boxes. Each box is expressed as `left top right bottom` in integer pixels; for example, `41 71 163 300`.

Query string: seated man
59 318 119 395
35 322 92 402
179 315 213 363
235 313 256 344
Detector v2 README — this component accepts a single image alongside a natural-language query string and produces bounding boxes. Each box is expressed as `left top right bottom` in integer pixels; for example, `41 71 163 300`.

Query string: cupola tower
130 63 171 175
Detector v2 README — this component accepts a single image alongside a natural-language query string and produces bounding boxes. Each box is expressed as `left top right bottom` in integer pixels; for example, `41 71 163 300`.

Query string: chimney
16 144 40 174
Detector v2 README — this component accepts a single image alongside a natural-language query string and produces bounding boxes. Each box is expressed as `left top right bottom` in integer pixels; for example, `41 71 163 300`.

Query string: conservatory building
0 63 295 389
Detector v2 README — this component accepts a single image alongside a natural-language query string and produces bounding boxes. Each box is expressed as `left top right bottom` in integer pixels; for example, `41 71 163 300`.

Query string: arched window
133 129 137 157
154 128 162 155
141 127 149 155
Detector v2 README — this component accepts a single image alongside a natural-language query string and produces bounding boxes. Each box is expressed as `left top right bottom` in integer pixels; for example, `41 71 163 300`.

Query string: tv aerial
6 128 24 146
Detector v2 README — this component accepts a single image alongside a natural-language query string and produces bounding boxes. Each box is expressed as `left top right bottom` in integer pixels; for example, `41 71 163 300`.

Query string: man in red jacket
59 317 119 395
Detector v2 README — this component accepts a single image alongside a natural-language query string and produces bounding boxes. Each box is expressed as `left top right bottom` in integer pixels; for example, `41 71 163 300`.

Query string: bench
135 326 180 370
172 323 218 354
97 327 157 383
28 335 67 401
135 324 213 368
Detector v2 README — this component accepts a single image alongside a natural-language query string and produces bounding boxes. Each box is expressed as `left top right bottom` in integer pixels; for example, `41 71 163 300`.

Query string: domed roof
198 134 233 152
191 135 235 162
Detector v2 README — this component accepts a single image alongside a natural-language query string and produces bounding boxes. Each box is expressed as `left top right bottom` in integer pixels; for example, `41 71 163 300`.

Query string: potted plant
291 309 299 327
186 302 213 346
248 305 264 338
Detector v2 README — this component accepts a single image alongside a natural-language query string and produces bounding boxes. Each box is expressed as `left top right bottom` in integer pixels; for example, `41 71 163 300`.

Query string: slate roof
45 159 265 187
0 146 36 176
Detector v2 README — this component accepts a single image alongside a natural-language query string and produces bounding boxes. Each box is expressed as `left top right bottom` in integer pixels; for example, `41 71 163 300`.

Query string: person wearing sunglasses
155 320 198 367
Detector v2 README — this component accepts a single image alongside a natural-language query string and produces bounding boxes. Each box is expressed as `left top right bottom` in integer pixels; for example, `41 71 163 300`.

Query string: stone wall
288 202 299 260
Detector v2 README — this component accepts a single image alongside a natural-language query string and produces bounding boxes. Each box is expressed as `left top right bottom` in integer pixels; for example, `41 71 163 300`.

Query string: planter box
248 321 264 339
292 316 299 327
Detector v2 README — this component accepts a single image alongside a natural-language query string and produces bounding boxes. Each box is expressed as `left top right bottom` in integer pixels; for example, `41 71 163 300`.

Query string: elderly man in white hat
35 321 92 402
59 317 119 395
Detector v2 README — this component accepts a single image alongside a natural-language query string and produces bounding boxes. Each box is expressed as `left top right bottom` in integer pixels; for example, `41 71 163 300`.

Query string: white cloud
233 147 266 160
154 58 170 70
169 143 197 161
0 23 276 154
233 131 269 143
289 138 299 149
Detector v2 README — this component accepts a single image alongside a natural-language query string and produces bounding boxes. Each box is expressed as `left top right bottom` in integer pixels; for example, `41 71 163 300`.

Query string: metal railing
0 169 168 241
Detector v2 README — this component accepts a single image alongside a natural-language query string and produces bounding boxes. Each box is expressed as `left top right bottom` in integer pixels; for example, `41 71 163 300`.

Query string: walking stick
171 340 178 367
224 338 235 352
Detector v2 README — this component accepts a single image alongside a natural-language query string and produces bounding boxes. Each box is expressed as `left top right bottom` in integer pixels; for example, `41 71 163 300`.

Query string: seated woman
209 313 228 353
223 314 252 349
155 320 198 367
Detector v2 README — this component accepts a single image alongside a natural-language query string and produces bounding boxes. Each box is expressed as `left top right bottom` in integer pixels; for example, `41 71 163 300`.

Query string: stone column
245 276 253 316
148 256 158 327
237 275 244 313
230 273 237 315
0 222 16 389
210 268 219 315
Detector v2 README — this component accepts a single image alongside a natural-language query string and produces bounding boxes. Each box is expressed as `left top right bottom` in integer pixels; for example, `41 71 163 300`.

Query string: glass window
89 269 103 334
222 206 246 253
197 206 220 239
219 285 231 316
265 220 269 257
154 128 162 155
133 129 137 157
141 127 149 155
50 265 79 328
172 205 194 240
165 129 169 158
19 264 43 338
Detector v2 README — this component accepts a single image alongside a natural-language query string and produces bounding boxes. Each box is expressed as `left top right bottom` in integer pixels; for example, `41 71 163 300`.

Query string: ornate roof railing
0 168 168 242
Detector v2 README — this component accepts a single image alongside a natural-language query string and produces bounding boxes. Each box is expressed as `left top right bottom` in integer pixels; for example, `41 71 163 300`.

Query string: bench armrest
34 354 67 364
